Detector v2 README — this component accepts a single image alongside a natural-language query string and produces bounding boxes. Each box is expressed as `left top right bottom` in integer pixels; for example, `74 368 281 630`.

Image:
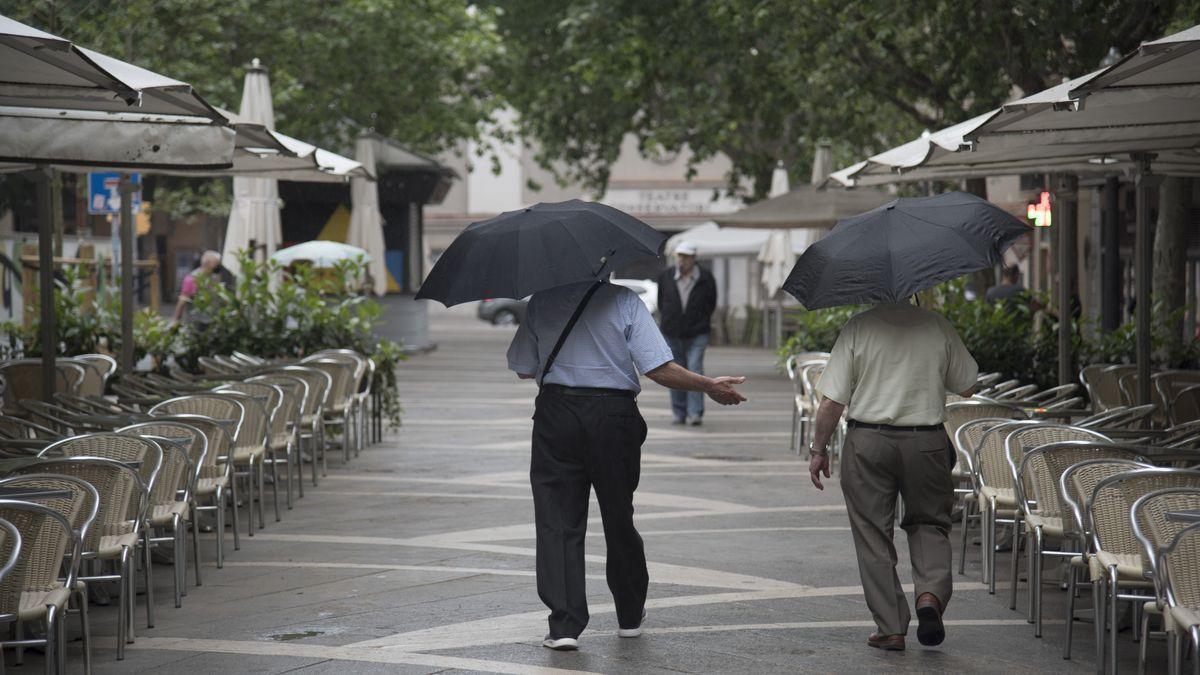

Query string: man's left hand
809 452 830 490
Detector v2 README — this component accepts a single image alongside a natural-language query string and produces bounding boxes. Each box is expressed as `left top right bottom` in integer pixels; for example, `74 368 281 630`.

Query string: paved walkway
63 308 1150 673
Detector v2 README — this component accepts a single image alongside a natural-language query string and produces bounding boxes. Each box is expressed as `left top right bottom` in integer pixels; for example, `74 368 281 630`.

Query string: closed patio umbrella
221 59 282 278
346 137 388 295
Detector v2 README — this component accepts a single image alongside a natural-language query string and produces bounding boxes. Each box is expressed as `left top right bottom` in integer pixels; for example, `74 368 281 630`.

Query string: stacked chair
936 359 1200 674
0 346 385 671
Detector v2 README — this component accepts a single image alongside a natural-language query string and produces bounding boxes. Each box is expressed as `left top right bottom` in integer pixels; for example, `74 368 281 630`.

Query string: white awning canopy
828 23 1200 187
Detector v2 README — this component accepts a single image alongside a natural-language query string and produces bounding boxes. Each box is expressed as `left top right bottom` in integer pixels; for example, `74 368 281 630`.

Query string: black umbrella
782 191 1031 309
416 199 666 306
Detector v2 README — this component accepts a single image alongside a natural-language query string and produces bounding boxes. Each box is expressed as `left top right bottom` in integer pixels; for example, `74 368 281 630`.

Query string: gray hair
201 250 221 265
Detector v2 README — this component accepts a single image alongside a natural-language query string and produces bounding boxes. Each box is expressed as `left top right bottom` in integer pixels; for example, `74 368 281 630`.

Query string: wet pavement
29 306 1153 673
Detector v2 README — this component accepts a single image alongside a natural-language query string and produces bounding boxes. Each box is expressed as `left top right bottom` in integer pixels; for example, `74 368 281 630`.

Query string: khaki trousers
839 426 955 636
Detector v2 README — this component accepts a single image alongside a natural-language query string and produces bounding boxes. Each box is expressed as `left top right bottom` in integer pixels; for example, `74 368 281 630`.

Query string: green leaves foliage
180 252 406 426
780 279 1200 394
8 0 505 155
489 0 1189 199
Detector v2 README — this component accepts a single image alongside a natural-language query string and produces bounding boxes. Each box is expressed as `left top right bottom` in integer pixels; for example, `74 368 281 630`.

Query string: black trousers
530 388 649 638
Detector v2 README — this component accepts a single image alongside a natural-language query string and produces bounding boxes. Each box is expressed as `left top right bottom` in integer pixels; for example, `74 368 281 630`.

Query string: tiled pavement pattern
25 306 1151 673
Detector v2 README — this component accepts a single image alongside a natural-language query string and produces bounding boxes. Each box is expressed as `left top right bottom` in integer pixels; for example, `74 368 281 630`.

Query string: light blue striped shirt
506 281 674 392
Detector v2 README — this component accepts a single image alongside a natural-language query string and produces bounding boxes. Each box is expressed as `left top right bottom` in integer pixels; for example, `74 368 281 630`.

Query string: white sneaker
542 636 579 651
618 609 647 638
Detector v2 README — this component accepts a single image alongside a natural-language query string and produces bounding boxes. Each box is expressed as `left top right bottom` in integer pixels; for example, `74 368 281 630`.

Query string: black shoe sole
916 605 945 646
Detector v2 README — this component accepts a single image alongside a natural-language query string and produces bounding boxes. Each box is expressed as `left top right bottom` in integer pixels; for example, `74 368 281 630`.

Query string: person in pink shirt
170 250 223 326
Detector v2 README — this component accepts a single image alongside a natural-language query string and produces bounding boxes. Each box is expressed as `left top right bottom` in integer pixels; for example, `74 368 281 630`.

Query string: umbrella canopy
827 23 1200 187
222 59 282 278
759 229 795 298
783 192 1030 309
713 184 894 229
0 14 223 119
664 222 811 257
0 15 234 169
346 137 388 295
416 200 666 306
271 240 371 267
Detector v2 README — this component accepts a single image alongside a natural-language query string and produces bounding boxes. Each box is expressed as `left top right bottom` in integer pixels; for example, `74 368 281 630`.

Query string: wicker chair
149 395 255 536
0 497 87 672
1017 437 1137 634
117 421 208 609
953 417 1013 576
1132 487 1200 674
247 374 306 503
945 402 1028 570
785 355 828 455
0 360 87 415
0 415 61 441
1026 383 1082 406
196 355 241 376
1085 468 1200 671
38 434 165 634
72 354 118 392
214 383 283 523
310 349 376 451
1169 386 1200 429
298 358 358 464
1006 427 1115 634
0 473 98 671
147 414 240 564
271 365 332 484
1159 522 1200 675
970 419 1044 591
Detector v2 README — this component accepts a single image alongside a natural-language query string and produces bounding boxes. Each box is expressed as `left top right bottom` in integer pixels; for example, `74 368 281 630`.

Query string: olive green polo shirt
816 302 978 426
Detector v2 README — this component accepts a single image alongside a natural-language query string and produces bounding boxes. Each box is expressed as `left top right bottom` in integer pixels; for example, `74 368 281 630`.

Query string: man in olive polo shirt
808 300 978 652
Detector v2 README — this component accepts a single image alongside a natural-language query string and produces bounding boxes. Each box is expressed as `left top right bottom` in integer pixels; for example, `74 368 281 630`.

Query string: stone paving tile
10 307 1162 673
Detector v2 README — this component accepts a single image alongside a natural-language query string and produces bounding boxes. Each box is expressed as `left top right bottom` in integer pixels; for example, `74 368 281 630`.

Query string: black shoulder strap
540 281 604 386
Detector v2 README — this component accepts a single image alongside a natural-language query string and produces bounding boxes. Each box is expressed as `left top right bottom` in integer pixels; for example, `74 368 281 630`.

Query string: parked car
612 278 659 315
477 297 528 325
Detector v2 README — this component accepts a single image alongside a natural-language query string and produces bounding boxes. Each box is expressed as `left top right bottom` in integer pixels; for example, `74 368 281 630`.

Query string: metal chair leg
1064 561 1077 659
1034 526 1044 636
142 531 155 628
959 499 972 575
76 588 92 675
268 449 281 522
1010 519 1023 610
44 604 56 675
191 505 203 586
1110 564 1120 674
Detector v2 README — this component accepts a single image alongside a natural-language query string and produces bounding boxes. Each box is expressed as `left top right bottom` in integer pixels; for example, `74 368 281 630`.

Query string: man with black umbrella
787 193 1024 653
417 199 749 652
807 299 978 652
507 279 747 651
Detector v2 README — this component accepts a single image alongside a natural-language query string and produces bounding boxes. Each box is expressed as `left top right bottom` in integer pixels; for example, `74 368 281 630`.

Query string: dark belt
848 419 944 432
541 384 636 399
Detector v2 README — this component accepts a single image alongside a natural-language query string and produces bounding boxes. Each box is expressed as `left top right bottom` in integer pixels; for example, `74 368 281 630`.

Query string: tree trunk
1153 176 1192 346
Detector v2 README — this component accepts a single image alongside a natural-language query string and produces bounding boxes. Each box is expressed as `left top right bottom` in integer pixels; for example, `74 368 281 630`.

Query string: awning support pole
120 173 135 374
1054 174 1078 386
1133 154 1158 406
37 167 56 402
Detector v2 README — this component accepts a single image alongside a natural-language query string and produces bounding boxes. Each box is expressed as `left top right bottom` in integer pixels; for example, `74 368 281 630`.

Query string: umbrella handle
591 249 616 278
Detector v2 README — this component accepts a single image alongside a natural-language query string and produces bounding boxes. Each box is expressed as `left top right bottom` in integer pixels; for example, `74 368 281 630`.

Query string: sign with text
87 172 141 215
601 188 741 217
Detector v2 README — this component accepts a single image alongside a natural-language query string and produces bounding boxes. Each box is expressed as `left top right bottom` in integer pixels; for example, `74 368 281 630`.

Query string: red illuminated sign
1027 191 1052 227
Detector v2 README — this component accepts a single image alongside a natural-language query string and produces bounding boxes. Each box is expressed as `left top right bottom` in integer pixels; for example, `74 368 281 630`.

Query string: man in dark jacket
656 242 718 425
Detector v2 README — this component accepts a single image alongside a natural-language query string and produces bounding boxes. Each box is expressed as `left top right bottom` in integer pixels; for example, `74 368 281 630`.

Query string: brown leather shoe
867 633 906 651
915 592 945 646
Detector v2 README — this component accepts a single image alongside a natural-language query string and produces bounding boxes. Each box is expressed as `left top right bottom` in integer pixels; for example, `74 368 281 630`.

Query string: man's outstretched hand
706 376 747 405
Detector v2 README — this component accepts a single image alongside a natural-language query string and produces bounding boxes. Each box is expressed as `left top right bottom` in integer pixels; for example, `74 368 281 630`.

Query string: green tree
8 0 504 155
490 0 1189 198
